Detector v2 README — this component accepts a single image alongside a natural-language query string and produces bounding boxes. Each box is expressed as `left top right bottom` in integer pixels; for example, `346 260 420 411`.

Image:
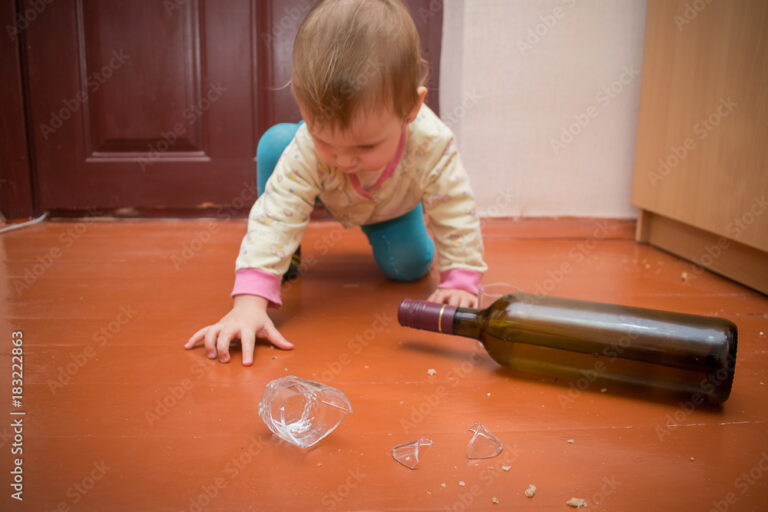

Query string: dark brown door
21 0 441 213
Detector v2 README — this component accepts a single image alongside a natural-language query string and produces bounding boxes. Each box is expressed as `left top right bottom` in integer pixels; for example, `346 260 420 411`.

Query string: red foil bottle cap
398 299 457 334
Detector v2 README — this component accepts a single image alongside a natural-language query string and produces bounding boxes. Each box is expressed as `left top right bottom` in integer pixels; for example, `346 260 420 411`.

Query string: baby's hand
184 295 293 365
427 288 479 308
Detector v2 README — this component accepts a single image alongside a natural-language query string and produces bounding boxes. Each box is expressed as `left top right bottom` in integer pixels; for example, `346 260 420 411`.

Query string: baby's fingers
239 327 256 366
216 329 234 363
427 290 442 303
185 326 210 349
204 326 221 359
261 323 294 350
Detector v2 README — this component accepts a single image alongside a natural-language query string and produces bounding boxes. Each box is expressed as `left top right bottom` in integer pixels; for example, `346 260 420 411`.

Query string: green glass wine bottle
398 293 737 404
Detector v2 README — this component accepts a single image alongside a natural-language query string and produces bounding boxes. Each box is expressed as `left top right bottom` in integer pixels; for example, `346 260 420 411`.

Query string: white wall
440 0 647 218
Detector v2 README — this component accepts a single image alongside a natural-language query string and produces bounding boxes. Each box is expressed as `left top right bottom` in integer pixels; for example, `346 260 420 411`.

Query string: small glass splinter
466 422 503 459
392 437 433 469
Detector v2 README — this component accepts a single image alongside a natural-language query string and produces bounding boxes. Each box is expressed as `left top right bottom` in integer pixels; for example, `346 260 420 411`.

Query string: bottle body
399 293 737 404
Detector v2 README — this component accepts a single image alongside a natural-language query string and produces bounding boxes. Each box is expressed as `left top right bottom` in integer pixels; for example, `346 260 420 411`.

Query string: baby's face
300 105 405 176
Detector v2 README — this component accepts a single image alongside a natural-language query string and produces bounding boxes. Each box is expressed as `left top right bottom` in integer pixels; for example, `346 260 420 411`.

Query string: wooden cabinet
632 0 768 294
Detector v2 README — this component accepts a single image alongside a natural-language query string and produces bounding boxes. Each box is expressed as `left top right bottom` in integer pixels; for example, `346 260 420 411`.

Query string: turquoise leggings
257 123 435 282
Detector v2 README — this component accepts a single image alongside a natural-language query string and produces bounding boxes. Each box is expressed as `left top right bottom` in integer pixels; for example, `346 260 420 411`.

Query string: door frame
0 0 37 220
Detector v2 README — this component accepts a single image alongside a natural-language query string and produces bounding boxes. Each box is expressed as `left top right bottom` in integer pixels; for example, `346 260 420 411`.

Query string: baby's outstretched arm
428 288 479 308
184 295 293 365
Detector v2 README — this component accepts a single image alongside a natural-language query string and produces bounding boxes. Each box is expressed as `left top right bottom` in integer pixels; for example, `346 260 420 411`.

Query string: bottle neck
398 299 485 338
452 307 485 340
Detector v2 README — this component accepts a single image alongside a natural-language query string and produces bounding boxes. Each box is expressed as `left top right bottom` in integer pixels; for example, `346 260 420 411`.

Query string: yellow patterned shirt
233 104 487 306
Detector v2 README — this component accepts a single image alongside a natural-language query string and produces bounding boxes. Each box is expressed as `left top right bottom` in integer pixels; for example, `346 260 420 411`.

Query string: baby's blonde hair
291 0 426 130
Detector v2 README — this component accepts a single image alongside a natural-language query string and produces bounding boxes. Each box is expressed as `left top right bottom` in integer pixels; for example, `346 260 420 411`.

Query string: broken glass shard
466 422 503 459
392 437 433 469
258 376 352 449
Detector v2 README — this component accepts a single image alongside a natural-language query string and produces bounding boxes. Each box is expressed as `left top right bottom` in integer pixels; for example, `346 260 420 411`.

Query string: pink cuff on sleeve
231 268 282 308
437 268 483 296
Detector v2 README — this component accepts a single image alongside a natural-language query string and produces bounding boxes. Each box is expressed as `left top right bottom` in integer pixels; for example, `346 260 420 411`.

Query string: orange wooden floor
1 217 767 511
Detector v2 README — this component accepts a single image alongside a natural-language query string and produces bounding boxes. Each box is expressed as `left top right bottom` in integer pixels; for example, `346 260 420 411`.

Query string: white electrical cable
0 211 50 234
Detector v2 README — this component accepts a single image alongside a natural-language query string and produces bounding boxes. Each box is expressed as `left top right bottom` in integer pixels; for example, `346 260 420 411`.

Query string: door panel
27 0 254 210
83 1 205 154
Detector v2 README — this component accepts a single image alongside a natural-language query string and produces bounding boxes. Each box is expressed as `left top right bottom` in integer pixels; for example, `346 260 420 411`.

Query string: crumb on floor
566 497 588 508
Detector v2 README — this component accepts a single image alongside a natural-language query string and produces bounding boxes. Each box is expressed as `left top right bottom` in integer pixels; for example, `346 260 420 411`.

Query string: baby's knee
379 238 435 282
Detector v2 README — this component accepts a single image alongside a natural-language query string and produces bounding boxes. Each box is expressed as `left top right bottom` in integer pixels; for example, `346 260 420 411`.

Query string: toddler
185 0 487 364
